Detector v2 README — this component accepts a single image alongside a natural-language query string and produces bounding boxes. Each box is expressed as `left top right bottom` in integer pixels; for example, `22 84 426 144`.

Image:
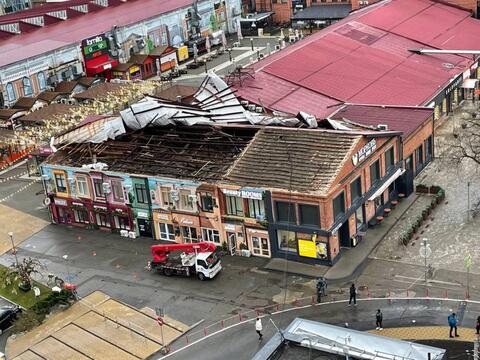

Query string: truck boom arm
151 242 216 263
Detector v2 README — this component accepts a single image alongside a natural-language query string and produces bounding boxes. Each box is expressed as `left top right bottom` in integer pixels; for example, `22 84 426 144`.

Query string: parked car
0 305 21 334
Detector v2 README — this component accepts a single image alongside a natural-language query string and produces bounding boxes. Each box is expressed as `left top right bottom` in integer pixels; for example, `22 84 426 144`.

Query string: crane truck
149 242 222 280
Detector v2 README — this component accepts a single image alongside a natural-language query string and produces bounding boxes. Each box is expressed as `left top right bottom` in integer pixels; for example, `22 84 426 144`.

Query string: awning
368 168 405 201
86 57 118 75
461 78 478 89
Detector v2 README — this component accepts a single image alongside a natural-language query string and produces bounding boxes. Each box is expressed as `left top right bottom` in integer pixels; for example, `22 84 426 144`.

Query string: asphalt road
161 299 480 360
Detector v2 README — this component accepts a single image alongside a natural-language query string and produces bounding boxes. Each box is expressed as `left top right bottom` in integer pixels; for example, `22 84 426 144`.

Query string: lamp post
8 232 19 268
62 254 71 284
250 37 254 51
420 238 431 291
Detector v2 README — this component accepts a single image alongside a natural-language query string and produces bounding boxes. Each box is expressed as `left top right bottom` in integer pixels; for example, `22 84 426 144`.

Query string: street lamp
250 37 254 51
62 254 71 284
8 232 19 268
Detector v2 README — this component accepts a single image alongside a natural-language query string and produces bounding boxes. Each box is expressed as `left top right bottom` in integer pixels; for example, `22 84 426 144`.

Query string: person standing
255 317 263 340
348 283 357 306
375 309 383 330
448 312 459 338
476 316 480 335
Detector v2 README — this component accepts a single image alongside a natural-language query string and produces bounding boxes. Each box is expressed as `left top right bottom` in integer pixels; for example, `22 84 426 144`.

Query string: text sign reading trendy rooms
352 139 376 166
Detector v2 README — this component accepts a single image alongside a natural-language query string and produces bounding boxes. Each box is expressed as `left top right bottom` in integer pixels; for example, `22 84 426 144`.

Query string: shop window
6 83 16 102
332 191 345 221
114 216 130 230
202 228 220 244
180 190 195 211
425 136 433 160
200 192 215 212
37 72 46 91
350 176 362 203
415 145 424 172
181 226 198 242
385 147 394 171
277 230 297 253
95 213 110 227
247 199 265 220
299 204 320 226
54 173 67 193
226 195 244 216
111 180 124 202
275 201 296 223
135 183 148 204
22 77 33 96
159 223 175 241
93 179 105 198
160 187 172 206
370 160 380 187
252 236 269 256
76 175 89 197
405 154 413 172
73 209 89 223
355 207 364 232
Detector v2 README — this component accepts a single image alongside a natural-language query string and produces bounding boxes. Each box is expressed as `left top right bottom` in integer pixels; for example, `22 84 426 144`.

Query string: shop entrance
227 232 236 256
339 221 350 248
251 236 270 257
138 219 152 237
57 207 68 224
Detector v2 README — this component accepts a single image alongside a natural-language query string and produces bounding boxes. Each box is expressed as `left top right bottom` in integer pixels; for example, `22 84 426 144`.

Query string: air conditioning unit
72 63 83 75
188 194 198 202
128 231 136 239
170 189 179 201
258 53 265 59
60 98 68 104
275 45 281 50
256 215 265 221
377 124 388 130
46 86 55 92
102 182 111 194
120 230 129 237
67 99 77 105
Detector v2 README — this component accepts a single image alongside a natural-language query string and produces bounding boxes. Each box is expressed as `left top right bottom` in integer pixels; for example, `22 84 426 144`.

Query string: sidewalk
264 194 419 283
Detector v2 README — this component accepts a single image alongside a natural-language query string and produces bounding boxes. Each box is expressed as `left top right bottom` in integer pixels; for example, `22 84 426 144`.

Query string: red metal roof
0 0 193 68
331 105 433 138
234 0 480 117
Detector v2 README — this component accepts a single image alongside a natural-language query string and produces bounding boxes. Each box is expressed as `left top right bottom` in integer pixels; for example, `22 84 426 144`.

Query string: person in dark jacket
476 316 480 335
375 309 383 330
348 283 357 306
448 312 459 338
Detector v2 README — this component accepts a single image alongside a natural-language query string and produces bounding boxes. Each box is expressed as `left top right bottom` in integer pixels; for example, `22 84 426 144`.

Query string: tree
449 117 480 166
1 257 44 292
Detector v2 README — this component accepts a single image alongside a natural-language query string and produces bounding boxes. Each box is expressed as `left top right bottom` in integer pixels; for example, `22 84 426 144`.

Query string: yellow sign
129 65 141 74
298 239 316 258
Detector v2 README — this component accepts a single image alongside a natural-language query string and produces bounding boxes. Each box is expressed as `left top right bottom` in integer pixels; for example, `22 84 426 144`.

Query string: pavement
160 298 480 360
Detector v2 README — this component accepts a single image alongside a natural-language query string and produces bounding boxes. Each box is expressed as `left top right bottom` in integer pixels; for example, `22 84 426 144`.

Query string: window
370 160 381 186
93 179 104 198
226 195 244 216
350 177 362 203
159 223 175 241
277 230 297 253
405 154 413 172
276 201 296 223
111 180 124 202
202 228 220 244
200 192 215 212
73 209 89 223
95 213 110 227
22 77 33 96
135 183 148 204
54 173 67 193
248 199 265 219
299 204 320 226
161 187 172 206
425 136 433 160
181 226 198 242
332 191 345 221
76 175 89 197
385 147 395 171
415 145 424 171
114 216 130 230
180 190 194 211
37 72 46 91
355 207 364 232
6 83 15 102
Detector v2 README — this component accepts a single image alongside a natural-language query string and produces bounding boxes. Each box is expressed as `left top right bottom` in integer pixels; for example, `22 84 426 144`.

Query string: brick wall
403 115 434 171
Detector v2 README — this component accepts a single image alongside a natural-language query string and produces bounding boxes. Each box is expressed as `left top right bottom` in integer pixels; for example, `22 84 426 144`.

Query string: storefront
112 63 142 81
51 197 71 225
150 46 178 73
71 201 90 227
129 54 155 79
174 213 201 243
153 209 176 242
110 206 132 231
82 35 118 79
246 228 270 257
92 204 111 230
223 222 245 255
134 208 152 237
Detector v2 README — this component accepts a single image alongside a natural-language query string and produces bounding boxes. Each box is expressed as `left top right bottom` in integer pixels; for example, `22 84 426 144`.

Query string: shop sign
445 75 463 96
180 218 194 225
352 139 376 166
157 214 169 221
247 228 268 235
94 205 107 210
54 198 67 206
103 63 112 70
82 35 109 60
222 188 263 200
137 211 149 219
129 65 140 74
298 239 316 258
224 223 235 231
72 202 83 207
463 69 471 80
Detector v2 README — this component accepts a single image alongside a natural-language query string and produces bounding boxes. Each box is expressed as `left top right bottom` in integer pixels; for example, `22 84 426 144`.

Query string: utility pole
468 181 471 221
474 335 479 360
8 232 19 268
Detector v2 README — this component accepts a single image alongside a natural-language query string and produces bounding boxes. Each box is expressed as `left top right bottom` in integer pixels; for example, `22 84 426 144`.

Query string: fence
163 285 479 356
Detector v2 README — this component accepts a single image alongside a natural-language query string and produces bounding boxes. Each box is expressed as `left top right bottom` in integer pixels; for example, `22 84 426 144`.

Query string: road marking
395 275 461 287
0 159 27 176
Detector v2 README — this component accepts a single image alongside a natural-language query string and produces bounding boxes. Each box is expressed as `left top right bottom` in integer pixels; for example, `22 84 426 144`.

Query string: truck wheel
163 268 173 277
197 273 206 281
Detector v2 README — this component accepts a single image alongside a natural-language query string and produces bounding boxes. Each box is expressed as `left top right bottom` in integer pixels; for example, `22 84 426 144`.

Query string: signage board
222 188 263 200
224 223 235 231
82 35 109 60
54 198 67 206
352 139 376 166
298 239 316 258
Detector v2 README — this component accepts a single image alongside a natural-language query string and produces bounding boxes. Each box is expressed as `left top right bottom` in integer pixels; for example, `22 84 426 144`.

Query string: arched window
37 72 46 91
22 77 33 96
5 83 15 102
